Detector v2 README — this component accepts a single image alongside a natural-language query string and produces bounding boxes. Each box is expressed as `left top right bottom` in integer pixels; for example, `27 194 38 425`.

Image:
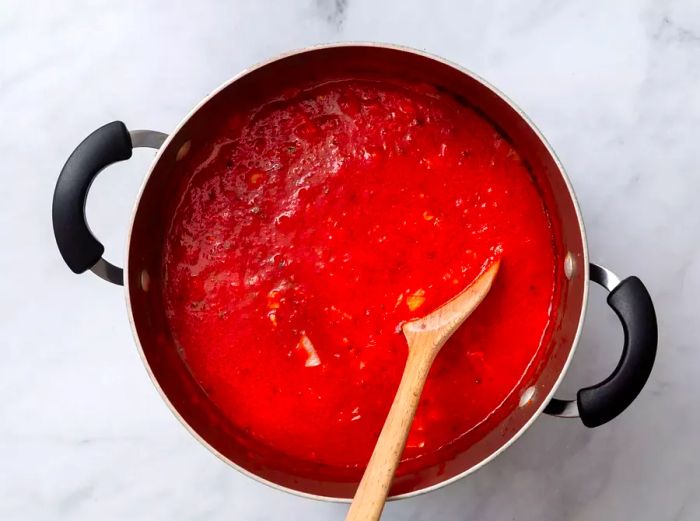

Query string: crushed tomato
163 78 561 474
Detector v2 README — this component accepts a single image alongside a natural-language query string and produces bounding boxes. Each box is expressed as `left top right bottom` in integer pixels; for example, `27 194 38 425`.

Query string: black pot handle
52 121 167 286
545 263 657 427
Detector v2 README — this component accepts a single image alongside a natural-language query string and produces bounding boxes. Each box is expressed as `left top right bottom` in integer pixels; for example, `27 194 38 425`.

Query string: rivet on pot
176 140 191 161
519 386 536 407
140 269 151 292
564 252 575 280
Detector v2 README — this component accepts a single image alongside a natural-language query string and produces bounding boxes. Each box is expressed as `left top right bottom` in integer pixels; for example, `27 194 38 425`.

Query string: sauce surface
163 78 560 474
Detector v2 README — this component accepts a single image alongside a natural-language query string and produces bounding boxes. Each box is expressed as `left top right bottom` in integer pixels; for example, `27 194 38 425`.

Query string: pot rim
123 41 589 503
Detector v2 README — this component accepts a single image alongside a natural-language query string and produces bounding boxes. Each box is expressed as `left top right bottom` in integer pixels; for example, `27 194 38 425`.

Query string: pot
52 43 657 501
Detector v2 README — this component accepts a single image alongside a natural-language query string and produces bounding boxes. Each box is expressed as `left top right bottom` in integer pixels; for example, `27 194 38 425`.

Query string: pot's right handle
52 121 167 285
545 264 657 427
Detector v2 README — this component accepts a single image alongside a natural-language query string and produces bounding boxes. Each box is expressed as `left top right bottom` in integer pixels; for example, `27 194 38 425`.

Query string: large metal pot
52 43 657 501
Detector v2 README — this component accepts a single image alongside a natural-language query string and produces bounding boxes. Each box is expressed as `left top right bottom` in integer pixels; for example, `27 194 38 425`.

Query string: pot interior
127 45 586 499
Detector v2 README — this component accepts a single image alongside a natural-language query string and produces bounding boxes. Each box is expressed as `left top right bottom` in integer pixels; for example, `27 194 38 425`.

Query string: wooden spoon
345 258 501 521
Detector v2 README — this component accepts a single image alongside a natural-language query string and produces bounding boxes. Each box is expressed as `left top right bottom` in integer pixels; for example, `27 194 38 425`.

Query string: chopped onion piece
299 333 321 367
407 289 426 311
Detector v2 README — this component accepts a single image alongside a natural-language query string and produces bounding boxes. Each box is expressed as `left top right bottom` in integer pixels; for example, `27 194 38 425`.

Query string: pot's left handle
52 121 167 285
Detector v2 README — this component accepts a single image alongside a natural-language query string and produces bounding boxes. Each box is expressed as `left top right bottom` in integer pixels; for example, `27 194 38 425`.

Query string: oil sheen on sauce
163 78 561 475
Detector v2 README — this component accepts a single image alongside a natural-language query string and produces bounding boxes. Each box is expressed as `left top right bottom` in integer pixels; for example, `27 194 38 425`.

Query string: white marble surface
1 0 698 519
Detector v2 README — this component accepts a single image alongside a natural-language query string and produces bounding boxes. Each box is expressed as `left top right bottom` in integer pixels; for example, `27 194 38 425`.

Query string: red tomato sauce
163 78 561 475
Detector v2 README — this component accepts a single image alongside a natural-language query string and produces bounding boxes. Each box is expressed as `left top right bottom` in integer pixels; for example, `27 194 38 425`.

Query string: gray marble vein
1 0 698 519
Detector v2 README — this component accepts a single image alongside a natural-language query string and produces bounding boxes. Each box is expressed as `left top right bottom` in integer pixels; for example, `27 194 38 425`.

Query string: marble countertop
2 0 698 519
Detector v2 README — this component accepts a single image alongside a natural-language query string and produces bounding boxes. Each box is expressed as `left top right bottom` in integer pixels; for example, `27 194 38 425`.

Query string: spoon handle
345 348 436 521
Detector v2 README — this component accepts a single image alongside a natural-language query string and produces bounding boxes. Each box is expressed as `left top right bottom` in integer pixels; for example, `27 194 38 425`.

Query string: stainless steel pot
52 43 657 501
